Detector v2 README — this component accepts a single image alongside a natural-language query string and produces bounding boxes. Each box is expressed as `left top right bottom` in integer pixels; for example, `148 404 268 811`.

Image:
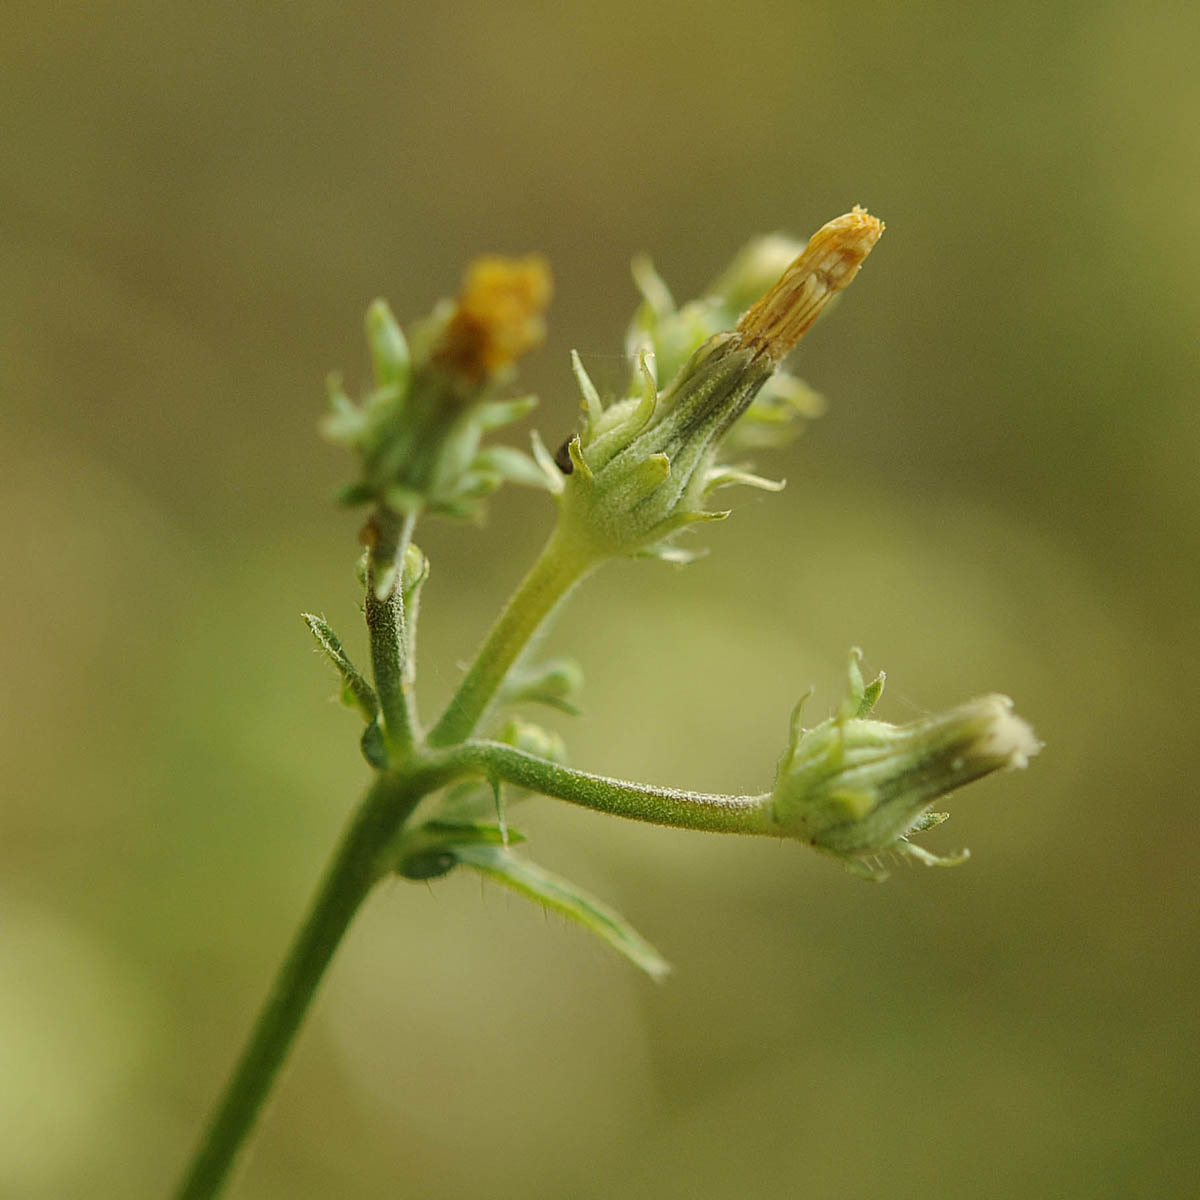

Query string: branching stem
428 528 597 747
448 740 775 836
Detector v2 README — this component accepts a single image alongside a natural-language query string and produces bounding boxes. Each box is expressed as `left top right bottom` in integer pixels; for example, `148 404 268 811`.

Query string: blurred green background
3 2 1198 1197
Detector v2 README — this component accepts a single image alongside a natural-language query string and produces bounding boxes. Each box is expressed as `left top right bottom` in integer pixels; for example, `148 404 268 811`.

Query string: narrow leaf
571 350 604 427
453 844 671 981
630 254 675 318
365 299 411 392
476 395 539 431
472 444 554 490
302 613 377 720
529 430 566 495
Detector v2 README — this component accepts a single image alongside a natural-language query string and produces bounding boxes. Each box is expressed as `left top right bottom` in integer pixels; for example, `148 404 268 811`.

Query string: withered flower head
432 255 553 383
736 207 884 362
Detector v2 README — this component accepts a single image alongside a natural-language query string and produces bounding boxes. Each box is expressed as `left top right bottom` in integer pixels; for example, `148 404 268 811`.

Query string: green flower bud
494 716 568 765
498 656 585 714
770 651 1040 879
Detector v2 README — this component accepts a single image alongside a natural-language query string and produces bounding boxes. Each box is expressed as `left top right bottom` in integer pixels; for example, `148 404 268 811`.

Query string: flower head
323 256 553 521
431 255 553 384
541 210 884 564
770 650 1040 879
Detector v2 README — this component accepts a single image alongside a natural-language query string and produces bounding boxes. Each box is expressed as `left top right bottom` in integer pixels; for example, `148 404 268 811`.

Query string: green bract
544 337 778 563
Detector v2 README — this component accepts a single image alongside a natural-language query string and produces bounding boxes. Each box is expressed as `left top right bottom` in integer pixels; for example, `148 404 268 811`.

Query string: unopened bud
771 653 1039 879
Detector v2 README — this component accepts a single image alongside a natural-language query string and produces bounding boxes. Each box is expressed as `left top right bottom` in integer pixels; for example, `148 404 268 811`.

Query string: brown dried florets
432 255 553 383
737 207 884 362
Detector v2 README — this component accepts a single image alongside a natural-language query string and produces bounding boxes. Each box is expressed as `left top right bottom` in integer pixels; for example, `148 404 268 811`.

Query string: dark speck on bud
553 438 575 474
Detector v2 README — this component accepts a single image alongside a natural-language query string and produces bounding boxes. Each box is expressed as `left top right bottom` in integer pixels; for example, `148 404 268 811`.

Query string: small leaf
321 373 367 446
365 299 411 392
565 437 593 482
630 254 675 318
453 845 671 981
627 351 658 430
472 445 554 490
670 508 730 527
475 394 539 431
702 466 785 495
302 613 377 720
437 779 502 823
529 430 566 495
858 671 886 717
895 840 970 868
571 350 604 426
360 721 387 769
908 810 950 834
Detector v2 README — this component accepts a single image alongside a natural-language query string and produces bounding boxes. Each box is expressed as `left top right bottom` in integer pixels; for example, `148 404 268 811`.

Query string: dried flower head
737 206 884 362
432 255 553 382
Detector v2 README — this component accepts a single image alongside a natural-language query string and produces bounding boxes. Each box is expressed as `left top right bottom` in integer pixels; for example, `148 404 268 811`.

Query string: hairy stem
365 508 418 756
451 740 775 836
174 772 423 1200
428 528 597 747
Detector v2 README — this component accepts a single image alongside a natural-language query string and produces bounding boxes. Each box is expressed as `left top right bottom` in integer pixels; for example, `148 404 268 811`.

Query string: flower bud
493 716 568 764
770 652 1040 879
550 209 884 563
498 656 585 714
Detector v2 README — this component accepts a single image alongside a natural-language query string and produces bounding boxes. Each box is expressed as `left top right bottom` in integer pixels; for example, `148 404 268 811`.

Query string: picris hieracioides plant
175 209 1039 1200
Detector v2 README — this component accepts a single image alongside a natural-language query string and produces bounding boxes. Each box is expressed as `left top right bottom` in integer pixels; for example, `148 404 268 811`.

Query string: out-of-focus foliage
2 2 1197 1197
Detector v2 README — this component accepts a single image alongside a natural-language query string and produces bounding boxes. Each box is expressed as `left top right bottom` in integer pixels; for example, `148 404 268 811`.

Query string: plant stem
174 772 422 1200
365 508 418 756
452 740 776 836
428 529 596 747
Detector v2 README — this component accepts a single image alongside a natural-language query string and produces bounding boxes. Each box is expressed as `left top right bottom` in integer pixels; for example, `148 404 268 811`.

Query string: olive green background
3 2 1198 1197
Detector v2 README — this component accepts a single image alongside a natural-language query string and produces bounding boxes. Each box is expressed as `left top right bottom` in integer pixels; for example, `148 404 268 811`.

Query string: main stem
174 773 421 1200
428 528 596 747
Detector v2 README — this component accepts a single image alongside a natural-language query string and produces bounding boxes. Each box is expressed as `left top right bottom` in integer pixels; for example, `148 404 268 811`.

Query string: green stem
366 508 418 756
452 740 775 836
428 529 597 747
174 772 423 1200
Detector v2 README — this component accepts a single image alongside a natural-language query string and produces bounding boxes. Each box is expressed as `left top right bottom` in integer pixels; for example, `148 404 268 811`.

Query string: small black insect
553 437 575 474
